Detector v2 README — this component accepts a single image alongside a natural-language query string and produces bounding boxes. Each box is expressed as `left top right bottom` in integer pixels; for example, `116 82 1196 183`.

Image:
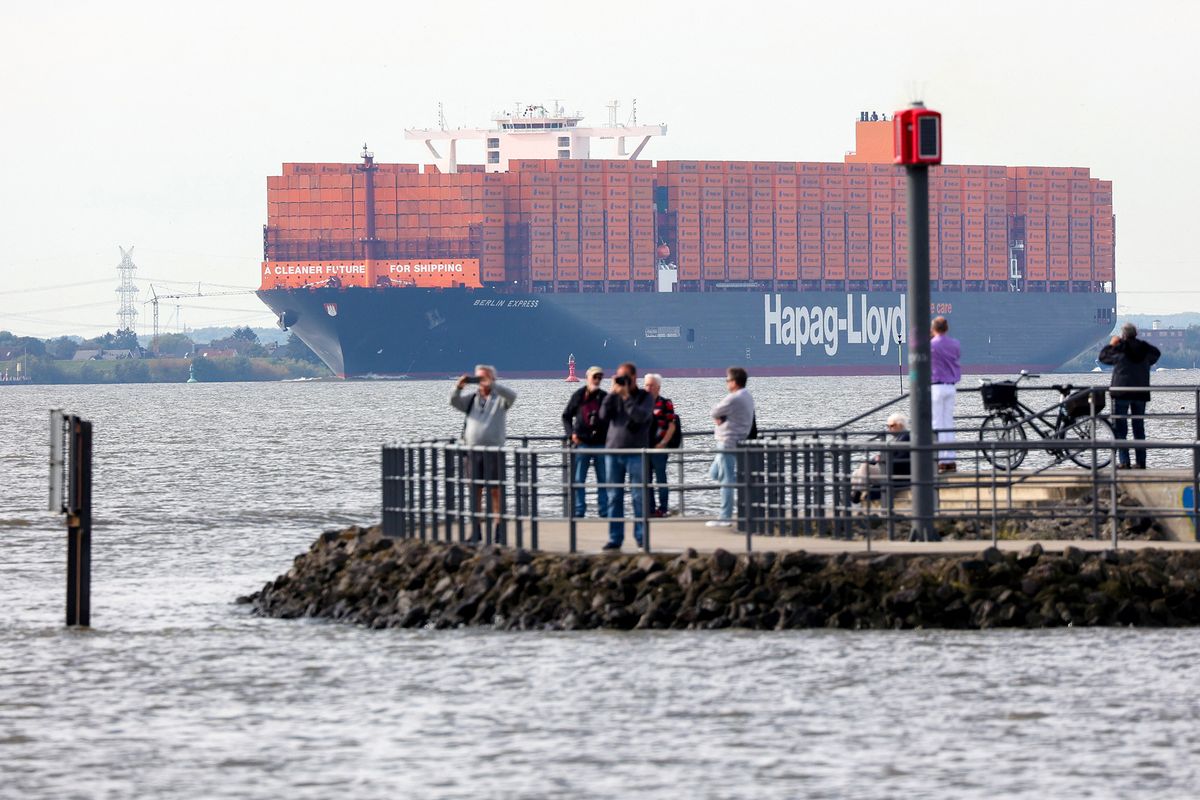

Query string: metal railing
382 384 1200 552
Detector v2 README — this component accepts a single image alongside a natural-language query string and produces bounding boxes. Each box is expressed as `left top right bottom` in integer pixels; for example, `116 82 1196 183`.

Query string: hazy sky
2 0 1197 337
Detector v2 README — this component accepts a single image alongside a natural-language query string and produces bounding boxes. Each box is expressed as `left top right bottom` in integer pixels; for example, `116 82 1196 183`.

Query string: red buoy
564 353 580 382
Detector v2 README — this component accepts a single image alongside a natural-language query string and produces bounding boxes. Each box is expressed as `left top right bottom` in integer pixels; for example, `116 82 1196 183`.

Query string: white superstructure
405 101 667 173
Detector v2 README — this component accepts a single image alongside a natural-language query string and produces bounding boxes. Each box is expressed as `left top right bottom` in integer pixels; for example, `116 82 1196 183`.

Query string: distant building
195 348 238 359
1142 321 1188 350
72 349 138 361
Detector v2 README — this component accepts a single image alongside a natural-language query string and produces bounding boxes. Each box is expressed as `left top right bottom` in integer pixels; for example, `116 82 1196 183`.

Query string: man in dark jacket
598 362 655 550
1099 323 1161 469
561 366 609 517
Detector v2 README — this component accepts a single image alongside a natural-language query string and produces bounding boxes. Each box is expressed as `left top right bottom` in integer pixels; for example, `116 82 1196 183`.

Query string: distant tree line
0 326 328 383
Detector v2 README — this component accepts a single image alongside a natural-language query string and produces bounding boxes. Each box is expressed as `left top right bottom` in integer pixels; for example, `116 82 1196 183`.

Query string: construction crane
143 284 255 351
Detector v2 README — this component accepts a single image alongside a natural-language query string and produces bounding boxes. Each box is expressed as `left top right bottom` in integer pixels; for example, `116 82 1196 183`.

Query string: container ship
257 105 1116 378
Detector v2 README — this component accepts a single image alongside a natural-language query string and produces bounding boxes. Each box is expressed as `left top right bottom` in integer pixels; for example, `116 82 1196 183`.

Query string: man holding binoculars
598 362 655 551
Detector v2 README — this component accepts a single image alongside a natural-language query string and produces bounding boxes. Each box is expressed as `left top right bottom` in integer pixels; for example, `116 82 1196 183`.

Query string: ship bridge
405 101 667 173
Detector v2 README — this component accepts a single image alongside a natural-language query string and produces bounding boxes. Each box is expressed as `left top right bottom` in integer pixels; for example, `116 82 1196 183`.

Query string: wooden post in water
50 410 93 627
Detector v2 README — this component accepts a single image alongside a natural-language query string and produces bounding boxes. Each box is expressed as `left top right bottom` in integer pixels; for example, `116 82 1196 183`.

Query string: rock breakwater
241 526 1200 630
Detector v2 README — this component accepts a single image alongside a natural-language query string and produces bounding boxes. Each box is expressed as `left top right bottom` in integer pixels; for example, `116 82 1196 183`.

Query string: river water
2 374 1199 798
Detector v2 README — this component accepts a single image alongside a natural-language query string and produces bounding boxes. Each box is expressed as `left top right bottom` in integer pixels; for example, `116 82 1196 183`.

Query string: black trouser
1112 398 1147 468
648 452 669 514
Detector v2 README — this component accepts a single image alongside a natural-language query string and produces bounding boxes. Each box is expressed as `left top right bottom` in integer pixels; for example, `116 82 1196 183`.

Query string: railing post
566 445 577 554
1193 390 1199 543
429 444 440 541
789 435 800 537
560 438 570 518
677 448 686 516
1110 440 1120 549
513 448 524 549
640 449 651 553
417 446 428 540
813 439 827 538
739 446 752 552
1193 442 1199 544
453 446 465 542
804 439 815 536
989 441 997 546
404 446 416 540
884 440 897 543
442 446 455 542
834 434 849 540
382 446 396 538
530 451 540 551
765 442 779 536
484 450 495 546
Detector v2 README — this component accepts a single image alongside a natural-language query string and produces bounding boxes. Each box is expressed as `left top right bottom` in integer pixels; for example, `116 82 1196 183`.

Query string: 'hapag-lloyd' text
764 294 907 357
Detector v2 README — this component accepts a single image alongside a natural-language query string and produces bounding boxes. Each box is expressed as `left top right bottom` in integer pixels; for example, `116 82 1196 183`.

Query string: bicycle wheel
979 411 1027 469
1060 415 1116 469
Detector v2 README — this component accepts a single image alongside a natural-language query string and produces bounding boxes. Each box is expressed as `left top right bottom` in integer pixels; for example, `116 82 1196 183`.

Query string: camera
463 376 481 384
613 374 631 387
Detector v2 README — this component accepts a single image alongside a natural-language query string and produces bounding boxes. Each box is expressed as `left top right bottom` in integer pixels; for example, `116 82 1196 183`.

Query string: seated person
851 413 911 504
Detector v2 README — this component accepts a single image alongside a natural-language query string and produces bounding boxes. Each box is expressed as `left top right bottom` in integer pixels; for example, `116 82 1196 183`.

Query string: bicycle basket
1064 388 1106 419
981 381 1018 410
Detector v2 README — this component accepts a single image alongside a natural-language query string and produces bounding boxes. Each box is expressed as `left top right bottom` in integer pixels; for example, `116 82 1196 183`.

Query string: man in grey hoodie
451 364 517 543
708 366 755 526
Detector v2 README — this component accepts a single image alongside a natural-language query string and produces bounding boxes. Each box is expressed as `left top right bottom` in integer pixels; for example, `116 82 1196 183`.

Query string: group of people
451 362 755 549
858 313 1162 482
448 317 1162 546
559 362 756 549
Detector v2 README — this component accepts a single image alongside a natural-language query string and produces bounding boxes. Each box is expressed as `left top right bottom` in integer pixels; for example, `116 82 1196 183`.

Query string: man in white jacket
707 366 755 527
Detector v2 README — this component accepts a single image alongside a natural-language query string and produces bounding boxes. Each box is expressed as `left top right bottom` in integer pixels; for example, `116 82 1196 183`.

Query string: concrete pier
522 519 1200 556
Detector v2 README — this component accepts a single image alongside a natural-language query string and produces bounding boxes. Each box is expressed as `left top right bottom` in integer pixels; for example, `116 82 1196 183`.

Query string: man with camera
1099 322 1161 469
561 365 609 518
451 364 517 544
598 362 655 551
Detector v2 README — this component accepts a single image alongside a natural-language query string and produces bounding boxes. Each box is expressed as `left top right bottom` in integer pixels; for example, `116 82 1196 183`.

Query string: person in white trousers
928 316 961 473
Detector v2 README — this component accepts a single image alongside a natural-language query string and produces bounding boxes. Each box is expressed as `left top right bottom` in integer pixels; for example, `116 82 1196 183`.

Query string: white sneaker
705 520 734 528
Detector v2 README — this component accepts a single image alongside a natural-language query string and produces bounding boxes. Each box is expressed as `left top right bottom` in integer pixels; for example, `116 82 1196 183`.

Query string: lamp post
893 102 942 542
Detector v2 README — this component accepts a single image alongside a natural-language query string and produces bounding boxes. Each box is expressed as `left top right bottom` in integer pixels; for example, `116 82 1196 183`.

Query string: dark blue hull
257 287 1116 378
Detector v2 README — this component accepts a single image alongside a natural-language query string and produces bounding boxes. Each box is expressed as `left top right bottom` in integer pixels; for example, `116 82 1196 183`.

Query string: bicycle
977 371 1116 469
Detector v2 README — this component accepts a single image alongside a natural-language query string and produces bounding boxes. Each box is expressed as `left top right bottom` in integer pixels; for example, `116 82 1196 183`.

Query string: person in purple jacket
929 316 961 473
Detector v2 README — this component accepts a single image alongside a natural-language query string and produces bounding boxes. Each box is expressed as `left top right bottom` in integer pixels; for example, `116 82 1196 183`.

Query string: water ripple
3 377 1200 797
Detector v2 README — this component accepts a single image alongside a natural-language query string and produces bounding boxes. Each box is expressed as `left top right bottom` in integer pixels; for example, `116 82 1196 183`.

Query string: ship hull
258 287 1115 379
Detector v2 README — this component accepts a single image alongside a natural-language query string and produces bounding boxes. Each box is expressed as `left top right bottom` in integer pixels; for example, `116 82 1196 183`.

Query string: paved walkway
492 518 1200 556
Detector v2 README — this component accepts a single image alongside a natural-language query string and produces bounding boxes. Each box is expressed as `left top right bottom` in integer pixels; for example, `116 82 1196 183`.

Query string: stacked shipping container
1010 167 1114 291
510 159 657 289
263 159 1114 294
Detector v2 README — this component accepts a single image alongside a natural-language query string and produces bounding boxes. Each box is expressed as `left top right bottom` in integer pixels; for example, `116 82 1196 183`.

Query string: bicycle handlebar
978 371 1041 388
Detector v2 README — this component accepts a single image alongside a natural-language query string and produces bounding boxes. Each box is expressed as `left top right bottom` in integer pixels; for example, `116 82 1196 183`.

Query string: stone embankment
851 486 1169 541
242 526 1200 630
